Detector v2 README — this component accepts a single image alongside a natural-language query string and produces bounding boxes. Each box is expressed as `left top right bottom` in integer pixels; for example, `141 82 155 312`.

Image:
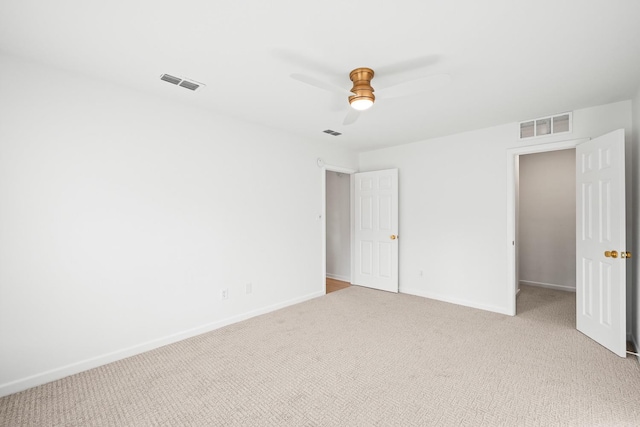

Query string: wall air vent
323 129 342 136
519 112 572 139
160 74 205 91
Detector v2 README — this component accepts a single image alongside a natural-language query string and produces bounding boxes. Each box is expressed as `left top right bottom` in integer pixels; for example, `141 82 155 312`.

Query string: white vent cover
160 74 205 91
519 112 572 139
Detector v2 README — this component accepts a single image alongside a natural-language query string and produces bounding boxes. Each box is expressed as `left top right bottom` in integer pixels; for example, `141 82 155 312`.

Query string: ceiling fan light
350 98 374 111
348 68 375 111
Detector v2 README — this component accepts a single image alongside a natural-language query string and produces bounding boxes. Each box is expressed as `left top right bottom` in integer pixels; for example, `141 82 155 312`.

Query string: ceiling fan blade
343 109 361 126
375 54 441 76
377 74 451 99
272 48 341 76
290 73 352 96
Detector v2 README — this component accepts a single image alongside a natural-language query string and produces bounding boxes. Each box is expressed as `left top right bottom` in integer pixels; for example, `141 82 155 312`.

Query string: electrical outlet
221 288 229 300
246 282 252 294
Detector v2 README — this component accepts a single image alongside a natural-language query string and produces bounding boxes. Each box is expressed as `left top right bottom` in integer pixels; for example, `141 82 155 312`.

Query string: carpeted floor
1 285 639 426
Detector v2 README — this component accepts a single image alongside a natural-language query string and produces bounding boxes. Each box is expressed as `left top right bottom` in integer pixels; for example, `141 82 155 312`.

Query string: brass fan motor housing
348 67 375 106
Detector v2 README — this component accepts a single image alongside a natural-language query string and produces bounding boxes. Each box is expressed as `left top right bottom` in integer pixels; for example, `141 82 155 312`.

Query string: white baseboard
400 287 512 316
0 290 324 398
326 273 350 282
519 280 576 292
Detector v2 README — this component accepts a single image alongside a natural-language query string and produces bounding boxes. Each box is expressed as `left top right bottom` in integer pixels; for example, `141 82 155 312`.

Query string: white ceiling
1 0 640 151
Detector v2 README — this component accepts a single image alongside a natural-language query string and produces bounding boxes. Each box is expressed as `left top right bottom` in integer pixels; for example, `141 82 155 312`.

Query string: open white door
353 169 399 293
576 129 627 357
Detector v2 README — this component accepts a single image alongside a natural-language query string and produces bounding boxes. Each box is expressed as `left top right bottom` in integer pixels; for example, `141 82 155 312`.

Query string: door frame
506 138 589 315
321 163 357 293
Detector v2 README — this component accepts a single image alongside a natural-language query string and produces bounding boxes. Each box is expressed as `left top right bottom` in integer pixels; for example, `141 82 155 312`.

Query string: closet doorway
517 148 577 295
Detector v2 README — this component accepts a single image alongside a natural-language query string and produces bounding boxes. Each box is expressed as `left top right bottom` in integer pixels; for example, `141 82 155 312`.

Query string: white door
353 169 399 292
576 129 627 357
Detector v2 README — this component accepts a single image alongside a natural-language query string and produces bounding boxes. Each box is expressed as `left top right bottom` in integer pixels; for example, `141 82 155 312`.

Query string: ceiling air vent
179 80 200 91
160 74 205 91
519 112 572 139
160 74 181 85
323 129 342 136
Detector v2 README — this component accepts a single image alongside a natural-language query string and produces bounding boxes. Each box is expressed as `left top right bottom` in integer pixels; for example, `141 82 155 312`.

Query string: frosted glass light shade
350 99 373 111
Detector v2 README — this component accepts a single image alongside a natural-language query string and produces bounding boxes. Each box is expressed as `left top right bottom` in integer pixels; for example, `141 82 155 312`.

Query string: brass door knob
621 251 632 259
390 235 397 240
604 250 618 258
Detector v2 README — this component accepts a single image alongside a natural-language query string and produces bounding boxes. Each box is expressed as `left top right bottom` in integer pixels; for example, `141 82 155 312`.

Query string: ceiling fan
290 65 451 126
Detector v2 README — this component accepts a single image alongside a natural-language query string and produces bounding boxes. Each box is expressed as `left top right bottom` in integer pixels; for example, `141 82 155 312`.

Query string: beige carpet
2 285 640 426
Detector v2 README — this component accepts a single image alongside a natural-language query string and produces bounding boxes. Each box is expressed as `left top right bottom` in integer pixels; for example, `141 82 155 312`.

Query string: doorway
321 164 356 294
325 170 351 293
506 138 587 315
517 149 576 295
516 149 577 320
509 131 628 356
321 166 400 294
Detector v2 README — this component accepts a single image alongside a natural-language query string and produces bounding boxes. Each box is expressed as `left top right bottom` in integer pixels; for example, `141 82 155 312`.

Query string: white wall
518 150 576 291
632 86 640 353
358 101 632 315
0 54 357 396
325 171 350 281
